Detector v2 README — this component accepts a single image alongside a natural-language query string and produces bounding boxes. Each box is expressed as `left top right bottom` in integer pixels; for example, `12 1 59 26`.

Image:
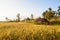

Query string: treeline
42 6 60 24
5 13 20 22
42 6 60 21
5 13 34 22
5 6 60 24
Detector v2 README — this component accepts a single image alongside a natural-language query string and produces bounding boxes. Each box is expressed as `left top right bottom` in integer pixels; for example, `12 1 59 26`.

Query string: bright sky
0 0 60 21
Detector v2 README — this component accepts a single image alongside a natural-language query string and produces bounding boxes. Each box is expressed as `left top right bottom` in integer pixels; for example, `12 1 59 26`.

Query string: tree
5 17 9 21
42 10 48 18
16 13 20 22
58 6 60 11
31 14 34 20
5 17 11 21
48 8 52 12
53 11 57 16
42 8 55 21
57 6 60 16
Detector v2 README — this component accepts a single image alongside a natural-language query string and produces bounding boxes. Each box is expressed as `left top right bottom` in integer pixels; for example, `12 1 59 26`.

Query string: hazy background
0 0 60 21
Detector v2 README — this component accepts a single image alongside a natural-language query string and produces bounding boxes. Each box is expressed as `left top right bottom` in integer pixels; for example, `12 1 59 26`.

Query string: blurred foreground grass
0 22 60 40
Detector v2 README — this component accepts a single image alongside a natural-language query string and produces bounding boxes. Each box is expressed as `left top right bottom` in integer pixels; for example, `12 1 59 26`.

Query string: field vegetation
0 22 60 40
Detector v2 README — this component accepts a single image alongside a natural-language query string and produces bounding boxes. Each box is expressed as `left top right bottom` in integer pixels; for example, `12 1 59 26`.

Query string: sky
0 0 60 21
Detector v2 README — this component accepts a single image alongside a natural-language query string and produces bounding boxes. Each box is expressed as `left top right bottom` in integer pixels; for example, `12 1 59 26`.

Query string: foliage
42 8 55 20
16 13 20 22
57 6 60 16
31 14 34 20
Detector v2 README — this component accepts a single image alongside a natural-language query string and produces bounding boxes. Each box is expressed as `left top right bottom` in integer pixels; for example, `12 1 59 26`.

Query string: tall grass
0 22 60 40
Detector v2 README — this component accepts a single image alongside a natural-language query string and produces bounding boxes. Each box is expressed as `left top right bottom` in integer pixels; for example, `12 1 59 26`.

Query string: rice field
0 22 60 40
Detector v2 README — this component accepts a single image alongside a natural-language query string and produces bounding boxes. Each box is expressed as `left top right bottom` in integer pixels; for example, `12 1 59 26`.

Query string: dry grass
0 22 60 40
